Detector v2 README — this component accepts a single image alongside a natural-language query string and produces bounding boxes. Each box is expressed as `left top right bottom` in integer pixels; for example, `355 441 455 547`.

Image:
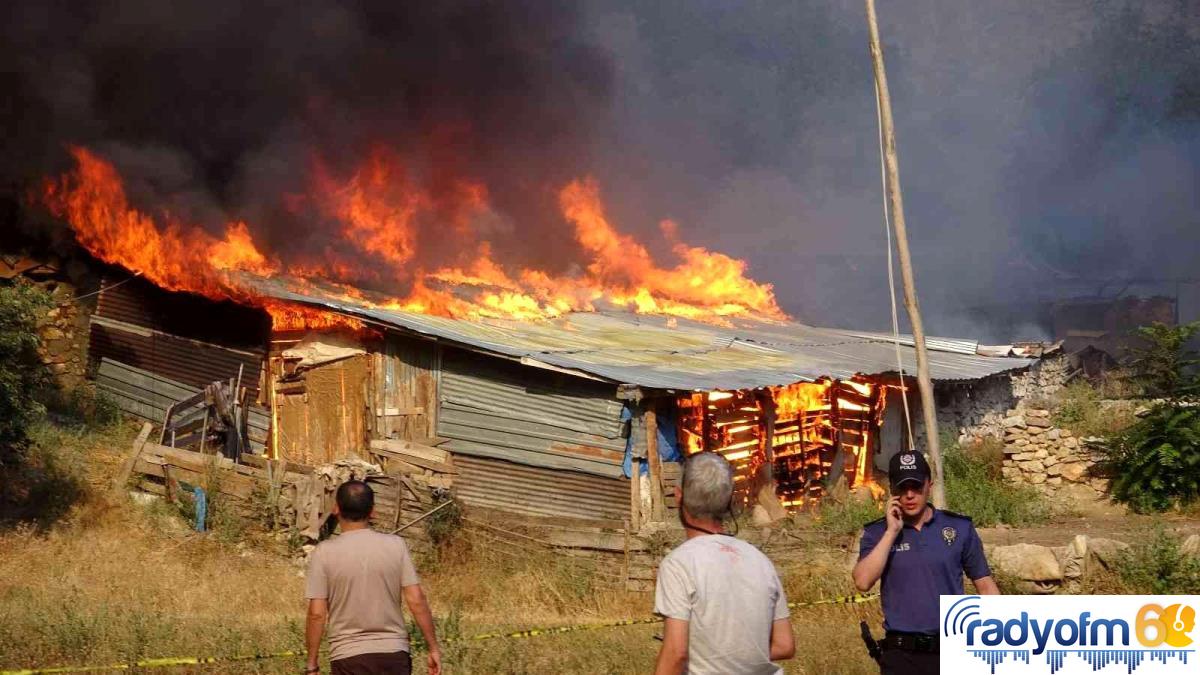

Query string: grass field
0 421 887 674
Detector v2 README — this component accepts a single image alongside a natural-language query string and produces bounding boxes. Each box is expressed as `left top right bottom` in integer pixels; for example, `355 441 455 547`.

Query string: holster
860 621 882 663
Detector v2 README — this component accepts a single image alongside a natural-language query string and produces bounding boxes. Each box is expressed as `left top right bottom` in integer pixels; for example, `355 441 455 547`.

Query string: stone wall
998 408 1109 502
1010 352 1072 401
36 280 94 390
916 352 1073 450
927 352 1116 506
1 254 98 390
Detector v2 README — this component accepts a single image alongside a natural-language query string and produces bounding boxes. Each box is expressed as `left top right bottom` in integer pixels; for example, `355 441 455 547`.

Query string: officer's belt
882 631 939 653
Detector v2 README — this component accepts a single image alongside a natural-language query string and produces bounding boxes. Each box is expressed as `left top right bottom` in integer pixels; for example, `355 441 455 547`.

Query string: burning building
83 269 1035 525
38 145 1038 526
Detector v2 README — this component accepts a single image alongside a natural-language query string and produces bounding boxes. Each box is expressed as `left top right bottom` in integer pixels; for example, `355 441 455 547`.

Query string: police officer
852 450 1000 674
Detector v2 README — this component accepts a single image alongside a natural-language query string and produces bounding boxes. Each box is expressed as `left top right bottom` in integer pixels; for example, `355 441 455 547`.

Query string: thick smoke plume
4 0 1198 339
2 0 613 281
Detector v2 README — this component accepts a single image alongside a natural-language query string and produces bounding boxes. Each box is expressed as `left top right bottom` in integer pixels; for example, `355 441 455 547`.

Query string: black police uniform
858 452 992 675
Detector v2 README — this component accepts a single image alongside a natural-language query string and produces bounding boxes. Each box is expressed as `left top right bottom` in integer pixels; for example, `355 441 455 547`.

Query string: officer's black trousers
879 648 938 674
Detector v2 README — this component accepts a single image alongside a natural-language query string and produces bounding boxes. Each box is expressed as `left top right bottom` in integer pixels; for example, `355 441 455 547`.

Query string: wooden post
630 458 642 532
761 391 776 481
393 475 404 531
865 0 945 506
622 518 631 589
269 357 279 460
828 380 845 485
645 407 665 522
112 422 153 496
197 407 209 455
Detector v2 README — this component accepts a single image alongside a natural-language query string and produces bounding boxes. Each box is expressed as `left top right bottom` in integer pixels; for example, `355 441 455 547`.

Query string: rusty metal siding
437 348 625 479
452 454 628 522
95 275 270 351
90 275 268 399
89 318 265 398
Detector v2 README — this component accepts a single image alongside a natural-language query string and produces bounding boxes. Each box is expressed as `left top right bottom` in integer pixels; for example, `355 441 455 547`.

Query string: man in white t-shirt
653 452 795 675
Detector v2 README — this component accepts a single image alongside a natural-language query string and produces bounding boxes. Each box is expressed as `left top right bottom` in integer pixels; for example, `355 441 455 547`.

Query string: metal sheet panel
452 454 628 522
95 358 269 451
241 276 1038 391
89 317 266 398
96 275 269 352
437 350 625 478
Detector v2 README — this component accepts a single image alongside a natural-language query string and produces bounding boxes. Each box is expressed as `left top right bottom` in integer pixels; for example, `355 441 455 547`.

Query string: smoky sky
583 0 1200 341
3 0 1198 341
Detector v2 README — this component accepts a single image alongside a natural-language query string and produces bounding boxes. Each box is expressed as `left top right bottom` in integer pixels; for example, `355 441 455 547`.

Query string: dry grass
1051 381 1139 438
0 420 883 674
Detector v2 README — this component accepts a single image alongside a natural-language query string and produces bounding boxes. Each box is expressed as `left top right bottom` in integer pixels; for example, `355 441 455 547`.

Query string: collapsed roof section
247 276 1035 392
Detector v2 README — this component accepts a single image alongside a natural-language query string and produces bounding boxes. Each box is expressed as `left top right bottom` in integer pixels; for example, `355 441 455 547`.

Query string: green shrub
1103 322 1200 513
1106 404 1200 513
943 437 1049 527
0 280 53 466
1116 527 1200 594
46 384 122 431
426 494 464 548
0 422 89 529
1126 322 1200 400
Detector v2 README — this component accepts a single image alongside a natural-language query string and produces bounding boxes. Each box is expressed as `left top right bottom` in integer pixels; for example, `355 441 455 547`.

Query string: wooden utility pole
864 0 945 507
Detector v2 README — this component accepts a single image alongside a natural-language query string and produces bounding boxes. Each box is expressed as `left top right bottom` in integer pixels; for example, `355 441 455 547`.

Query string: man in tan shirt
305 480 441 675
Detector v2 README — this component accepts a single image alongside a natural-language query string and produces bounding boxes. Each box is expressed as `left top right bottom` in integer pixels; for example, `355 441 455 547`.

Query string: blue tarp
622 405 684 478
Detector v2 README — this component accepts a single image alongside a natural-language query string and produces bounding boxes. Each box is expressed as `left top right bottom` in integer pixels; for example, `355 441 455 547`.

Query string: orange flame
42 147 278 298
677 378 880 510
42 146 785 328
264 301 367 333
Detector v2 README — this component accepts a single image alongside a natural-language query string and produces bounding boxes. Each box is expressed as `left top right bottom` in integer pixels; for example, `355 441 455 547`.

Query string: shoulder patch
940 510 974 522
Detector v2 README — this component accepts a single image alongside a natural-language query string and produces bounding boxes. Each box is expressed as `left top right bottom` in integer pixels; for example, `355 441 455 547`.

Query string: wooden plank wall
372 334 439 442
276 354 370 465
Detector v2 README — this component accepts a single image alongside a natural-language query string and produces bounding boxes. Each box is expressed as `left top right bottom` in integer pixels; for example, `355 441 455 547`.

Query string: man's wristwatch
305 666 320 674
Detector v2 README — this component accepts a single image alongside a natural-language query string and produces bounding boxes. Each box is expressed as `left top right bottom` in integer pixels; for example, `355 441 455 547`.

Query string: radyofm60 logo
940 595 1199 674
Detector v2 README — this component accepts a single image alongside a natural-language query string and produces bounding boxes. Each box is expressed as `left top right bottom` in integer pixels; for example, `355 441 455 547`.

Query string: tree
0 280 52 466
1126 322 1200 400
1106 322 1200 512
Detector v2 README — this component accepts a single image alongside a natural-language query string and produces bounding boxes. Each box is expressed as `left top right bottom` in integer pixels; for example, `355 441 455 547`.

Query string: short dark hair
336 480 374 522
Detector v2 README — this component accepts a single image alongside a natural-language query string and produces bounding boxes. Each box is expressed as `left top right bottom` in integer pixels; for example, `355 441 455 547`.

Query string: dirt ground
980 513 1200 547
1 421 1194 674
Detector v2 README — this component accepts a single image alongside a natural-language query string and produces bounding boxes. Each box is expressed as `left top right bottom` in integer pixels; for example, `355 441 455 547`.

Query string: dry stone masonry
36 280 93 390
1 254 97 390
1000 408 1108 501
936 353 1073 450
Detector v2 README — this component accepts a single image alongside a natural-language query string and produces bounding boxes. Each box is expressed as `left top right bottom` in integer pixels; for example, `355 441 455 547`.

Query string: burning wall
677 378 886 508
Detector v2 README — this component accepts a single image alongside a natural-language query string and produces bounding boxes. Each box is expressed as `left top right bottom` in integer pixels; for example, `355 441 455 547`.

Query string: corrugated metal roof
249 279 1034 391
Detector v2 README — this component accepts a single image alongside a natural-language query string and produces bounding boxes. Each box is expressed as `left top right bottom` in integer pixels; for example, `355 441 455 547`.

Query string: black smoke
4 1 1199 341
1 0 613 273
